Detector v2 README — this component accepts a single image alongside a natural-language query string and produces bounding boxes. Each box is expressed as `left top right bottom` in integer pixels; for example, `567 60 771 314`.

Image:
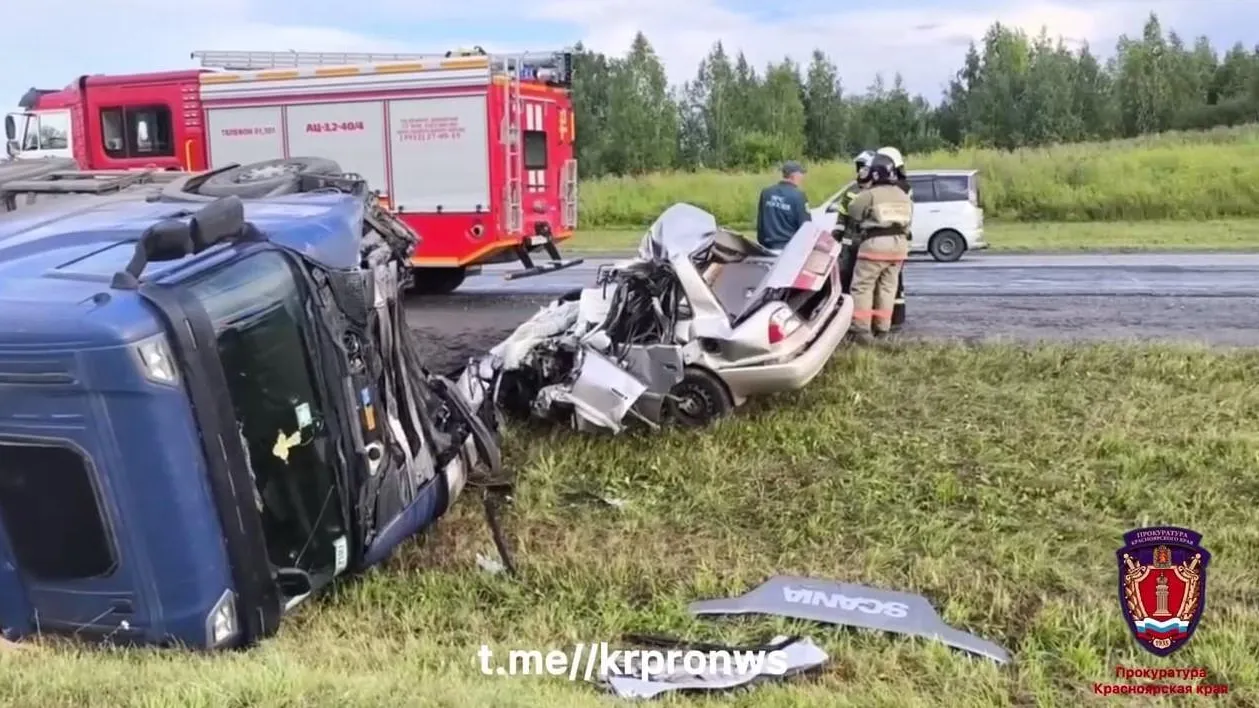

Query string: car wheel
666 367 734 428
928 229 966 263
194 157 342 199
409 267 467 295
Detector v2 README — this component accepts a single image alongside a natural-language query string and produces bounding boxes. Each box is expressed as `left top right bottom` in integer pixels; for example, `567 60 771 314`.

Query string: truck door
185 251 350 595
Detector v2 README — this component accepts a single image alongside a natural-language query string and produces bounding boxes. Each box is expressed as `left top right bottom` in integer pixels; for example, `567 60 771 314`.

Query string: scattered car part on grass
688 575 1011 664
0 159 507 650
602 634 828 700
457 203 854 433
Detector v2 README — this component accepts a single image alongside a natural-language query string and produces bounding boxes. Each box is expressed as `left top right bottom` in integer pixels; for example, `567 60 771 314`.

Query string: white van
812 169 987 262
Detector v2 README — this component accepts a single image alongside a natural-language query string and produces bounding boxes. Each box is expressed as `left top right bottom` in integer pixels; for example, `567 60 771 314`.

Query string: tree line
570 13 1259 178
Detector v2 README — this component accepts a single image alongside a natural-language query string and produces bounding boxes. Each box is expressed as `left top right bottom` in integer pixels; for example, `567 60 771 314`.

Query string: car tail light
804 250 833 275
768 307 801 344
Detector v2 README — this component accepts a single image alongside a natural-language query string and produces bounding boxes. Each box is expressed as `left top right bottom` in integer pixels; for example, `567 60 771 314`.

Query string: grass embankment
3 343 1257 706
577 124 1259 231
567 219 1259 254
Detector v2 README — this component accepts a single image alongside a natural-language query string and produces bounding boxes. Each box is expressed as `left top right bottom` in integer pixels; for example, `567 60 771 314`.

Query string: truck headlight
133 334 178 385
206 589 238 647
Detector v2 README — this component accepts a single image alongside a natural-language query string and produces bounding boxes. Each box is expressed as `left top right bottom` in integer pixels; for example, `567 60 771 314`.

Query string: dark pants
840 235 905 330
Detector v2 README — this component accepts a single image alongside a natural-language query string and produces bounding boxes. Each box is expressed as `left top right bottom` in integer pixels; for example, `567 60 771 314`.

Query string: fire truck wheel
195 157 342 199
409 267 467 295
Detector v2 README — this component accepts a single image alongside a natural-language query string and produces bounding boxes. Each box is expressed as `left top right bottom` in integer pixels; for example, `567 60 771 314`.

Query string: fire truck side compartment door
284 102 387 192
386 95 489 213
205 107 285 169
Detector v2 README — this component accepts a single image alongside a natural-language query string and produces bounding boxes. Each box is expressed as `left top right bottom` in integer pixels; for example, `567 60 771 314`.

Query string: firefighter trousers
849 234 909 335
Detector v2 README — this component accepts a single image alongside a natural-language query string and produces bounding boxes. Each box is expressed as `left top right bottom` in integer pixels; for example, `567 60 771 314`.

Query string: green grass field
577 124 1259 228
565 218 1259 254
3 343 1257 707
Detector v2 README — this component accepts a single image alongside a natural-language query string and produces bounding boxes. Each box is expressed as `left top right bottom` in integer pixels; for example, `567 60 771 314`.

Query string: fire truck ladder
497 53 582 281
190 49 574 81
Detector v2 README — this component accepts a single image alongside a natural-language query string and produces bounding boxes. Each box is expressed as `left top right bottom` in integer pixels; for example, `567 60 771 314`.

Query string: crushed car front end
458 203 852 433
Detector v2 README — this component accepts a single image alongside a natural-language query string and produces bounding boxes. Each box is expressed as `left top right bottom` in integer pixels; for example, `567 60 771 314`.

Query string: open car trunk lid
736 214 841 322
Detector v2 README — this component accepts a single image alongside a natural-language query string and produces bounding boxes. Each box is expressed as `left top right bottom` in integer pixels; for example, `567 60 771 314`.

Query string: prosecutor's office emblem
1116 526 1210 657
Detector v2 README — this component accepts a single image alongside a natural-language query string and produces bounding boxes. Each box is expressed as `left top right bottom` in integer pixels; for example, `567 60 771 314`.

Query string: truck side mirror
3 115 14 141
4 140 17 159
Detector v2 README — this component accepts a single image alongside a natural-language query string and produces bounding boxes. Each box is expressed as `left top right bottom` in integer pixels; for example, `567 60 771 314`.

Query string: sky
4 0 1258 109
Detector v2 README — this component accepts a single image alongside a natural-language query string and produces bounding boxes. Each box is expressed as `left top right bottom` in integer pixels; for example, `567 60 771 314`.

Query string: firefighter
876 146 909 330
846 153 912 343
836 150 875 294
755 161 811 252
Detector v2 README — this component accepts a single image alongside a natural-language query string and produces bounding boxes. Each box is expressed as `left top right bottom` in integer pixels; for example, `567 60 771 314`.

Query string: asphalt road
406 252 1259 374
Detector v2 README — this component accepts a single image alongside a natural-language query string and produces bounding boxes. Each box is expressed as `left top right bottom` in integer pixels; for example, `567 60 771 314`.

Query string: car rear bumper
717 292 854 399
969 229 989 250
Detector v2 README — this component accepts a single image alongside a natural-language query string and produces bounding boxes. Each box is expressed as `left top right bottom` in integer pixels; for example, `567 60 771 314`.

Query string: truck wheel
409 267 467 295
928 229 966 262
666 367 734 428
195 157 342 199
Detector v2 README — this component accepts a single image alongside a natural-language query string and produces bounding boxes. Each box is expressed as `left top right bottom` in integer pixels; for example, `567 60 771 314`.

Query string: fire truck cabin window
524 130 547 170
101 105 174 158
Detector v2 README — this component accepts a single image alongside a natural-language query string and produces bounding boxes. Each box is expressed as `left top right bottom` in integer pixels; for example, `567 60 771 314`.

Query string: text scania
781 587 910 618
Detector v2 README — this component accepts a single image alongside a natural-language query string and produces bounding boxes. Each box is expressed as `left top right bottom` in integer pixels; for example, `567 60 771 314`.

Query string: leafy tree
568 13 1259 177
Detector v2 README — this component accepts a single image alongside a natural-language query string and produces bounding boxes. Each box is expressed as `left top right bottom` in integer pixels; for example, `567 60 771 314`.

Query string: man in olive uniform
846 153 912 342
877 146 909 330
836 150 875 294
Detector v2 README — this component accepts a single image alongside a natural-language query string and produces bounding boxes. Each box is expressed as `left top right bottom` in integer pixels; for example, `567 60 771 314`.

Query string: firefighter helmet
876 146 905 171
868 153 897 186
854 150 876 182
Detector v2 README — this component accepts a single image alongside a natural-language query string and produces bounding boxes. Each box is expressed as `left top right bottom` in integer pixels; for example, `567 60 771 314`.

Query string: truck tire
195 157 342 199
0 157 79 187
409 267 467 295
927 229 966 263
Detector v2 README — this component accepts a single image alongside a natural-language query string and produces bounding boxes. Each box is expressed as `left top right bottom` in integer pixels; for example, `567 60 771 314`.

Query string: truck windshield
186 251 348 588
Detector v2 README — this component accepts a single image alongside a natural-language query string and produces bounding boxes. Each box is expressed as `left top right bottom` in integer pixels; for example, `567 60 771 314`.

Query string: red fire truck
2 48 582 293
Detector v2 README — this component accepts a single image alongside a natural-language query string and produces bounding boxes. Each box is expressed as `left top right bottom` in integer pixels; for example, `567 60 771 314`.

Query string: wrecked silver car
457 204 853 432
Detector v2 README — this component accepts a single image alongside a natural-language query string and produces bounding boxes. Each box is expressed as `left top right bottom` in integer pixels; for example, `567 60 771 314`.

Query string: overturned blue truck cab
0 166 502 649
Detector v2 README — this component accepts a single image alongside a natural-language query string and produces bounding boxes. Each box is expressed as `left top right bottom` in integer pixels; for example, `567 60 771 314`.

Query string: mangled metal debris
689 575 1011 664
458 203 854 433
